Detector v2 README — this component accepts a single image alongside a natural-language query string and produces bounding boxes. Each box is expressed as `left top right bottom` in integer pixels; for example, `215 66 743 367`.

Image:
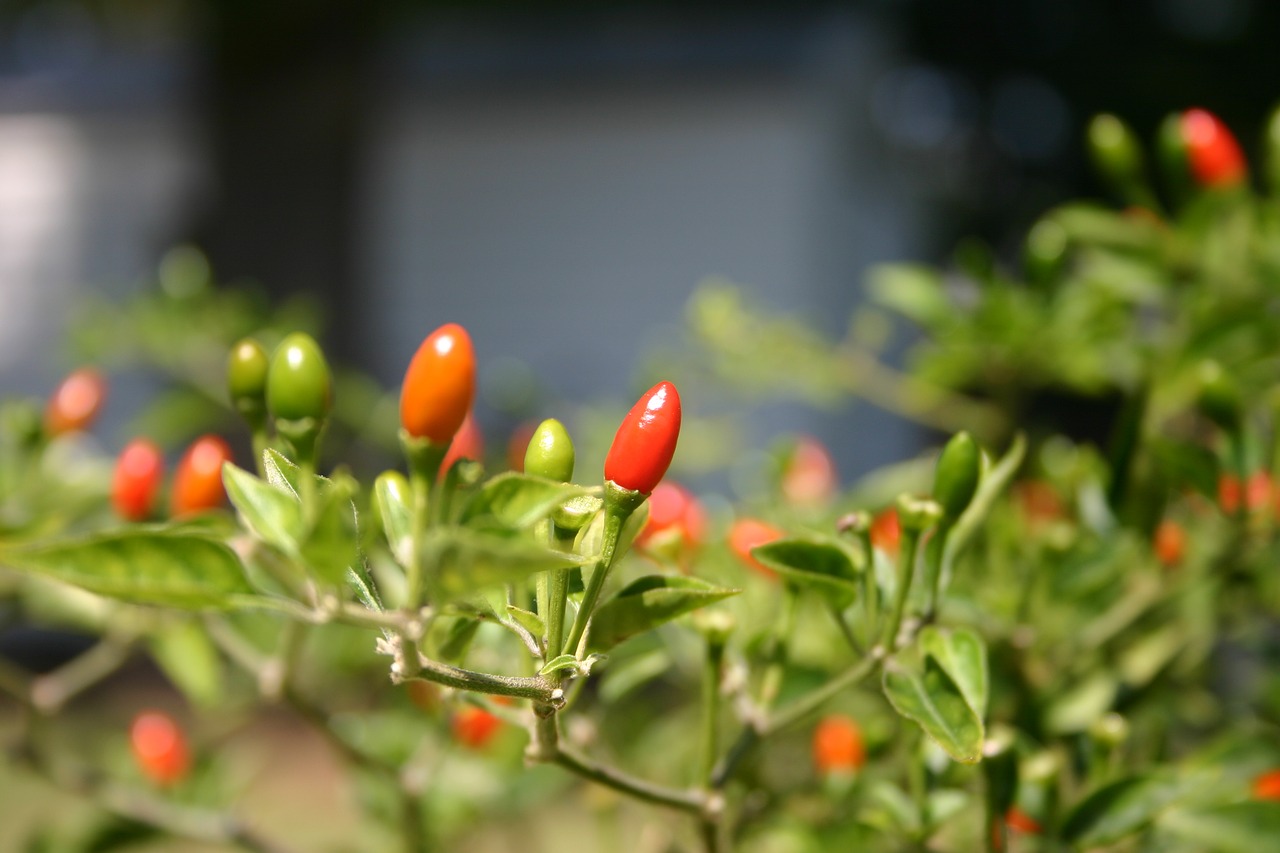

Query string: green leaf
588 575 740 652
420 526 588 602
298 477 360 587
882 656 984 764
374 473 413 565
222 462 302 554
1 530 252 609
1044 672 1117 734
539 654 579 676
750 538 862 608
149 619 224 708
1061 773 1186 846
1159 801 1280 853
460 473 590 529
945 432 1026 564
867 264 951 329
918 626 988 718
507 605 546 638
263 448 302 497
425 614 481 662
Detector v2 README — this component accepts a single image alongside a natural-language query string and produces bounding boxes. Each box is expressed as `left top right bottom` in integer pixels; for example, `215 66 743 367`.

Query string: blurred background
2 0 1279 479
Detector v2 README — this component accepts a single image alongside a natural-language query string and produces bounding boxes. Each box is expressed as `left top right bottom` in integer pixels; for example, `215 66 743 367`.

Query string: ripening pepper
44 368 107 436
131 711 190 787
812 715 865 775
170 435 233 516
112 439 164 521
933 431 982 520
400 323 476 445
728 517 784 579
226 338 269 426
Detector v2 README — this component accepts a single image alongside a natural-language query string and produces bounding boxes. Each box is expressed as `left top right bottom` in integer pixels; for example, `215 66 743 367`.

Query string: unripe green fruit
227 338 269 423
524 418 575 482
933 431 982 520
1087 113 1144 195
266 333 333 423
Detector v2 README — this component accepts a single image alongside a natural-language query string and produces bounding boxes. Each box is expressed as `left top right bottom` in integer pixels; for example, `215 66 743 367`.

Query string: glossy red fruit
131 711 190 786
812 715 865 775
111 439 164 521
636 482 707 554
729 518 784 579
869 507 901 556
603 381 681 495
452 705 503 749
1182 108 1246 188
400 323 476 444
1253 769 1280 801
440 411 484 476
170 435 233 517
781 435 838 506
44 368 107 436
1153 519 1185 568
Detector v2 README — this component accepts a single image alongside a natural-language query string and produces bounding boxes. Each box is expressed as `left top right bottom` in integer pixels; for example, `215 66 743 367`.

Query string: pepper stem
562 481 646 658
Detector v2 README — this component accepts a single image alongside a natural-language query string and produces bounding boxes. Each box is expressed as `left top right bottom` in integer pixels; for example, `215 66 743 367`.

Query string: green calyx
524 418 576 483
933 431 982 520
267 333 333 424
1196 360 1242 434
227 338 269 426
895 494 944 535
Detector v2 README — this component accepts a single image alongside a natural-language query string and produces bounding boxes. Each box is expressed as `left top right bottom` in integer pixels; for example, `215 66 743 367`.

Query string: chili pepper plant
2 106 1280 853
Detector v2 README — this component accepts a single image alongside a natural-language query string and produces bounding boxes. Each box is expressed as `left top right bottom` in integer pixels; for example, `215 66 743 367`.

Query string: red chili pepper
439 411 484 477
869 507 901 556
636 482 707 554
506 420 538 472
1153 519 1186 568
130 711 190 786
400 323 476 445
812 715 865 775
112 439 164 522
44 368 107 436
1182 108 1246 188
170 435 233 517
1219 470 1273 515
781 435 838 506
603 381 681 495
728 518 784 579
1253 769 1280 801
452 705 503 749
1004 806 1042 835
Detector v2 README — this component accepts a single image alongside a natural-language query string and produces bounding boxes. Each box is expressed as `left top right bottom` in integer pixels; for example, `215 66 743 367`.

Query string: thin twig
407 651 563 705
553 744 707 814
30 636 136 714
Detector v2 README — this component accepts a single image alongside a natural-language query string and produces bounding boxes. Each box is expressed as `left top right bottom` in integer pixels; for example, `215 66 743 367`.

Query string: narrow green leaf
222 462 302 554
420 526 589 602
945 432 1025 565
507 605 546 638
1061 773 1186 846
263 448 302 497
587 575 740 652
425 614 481 663
1159 801 1280 853
460 473 591 529
149 619 224 707
751 538 862 608
1 530 252 609
539 654 579 676
374 472 413 565
882 657 984 764
918 626 988 718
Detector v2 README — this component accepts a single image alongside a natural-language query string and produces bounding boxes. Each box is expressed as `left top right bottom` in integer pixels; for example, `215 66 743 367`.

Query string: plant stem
29 635 135 714
563 495 637 657
406 652 562 704
882 530 922 651
552 744 706 814
700 637 726 785
832 343 1006 439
